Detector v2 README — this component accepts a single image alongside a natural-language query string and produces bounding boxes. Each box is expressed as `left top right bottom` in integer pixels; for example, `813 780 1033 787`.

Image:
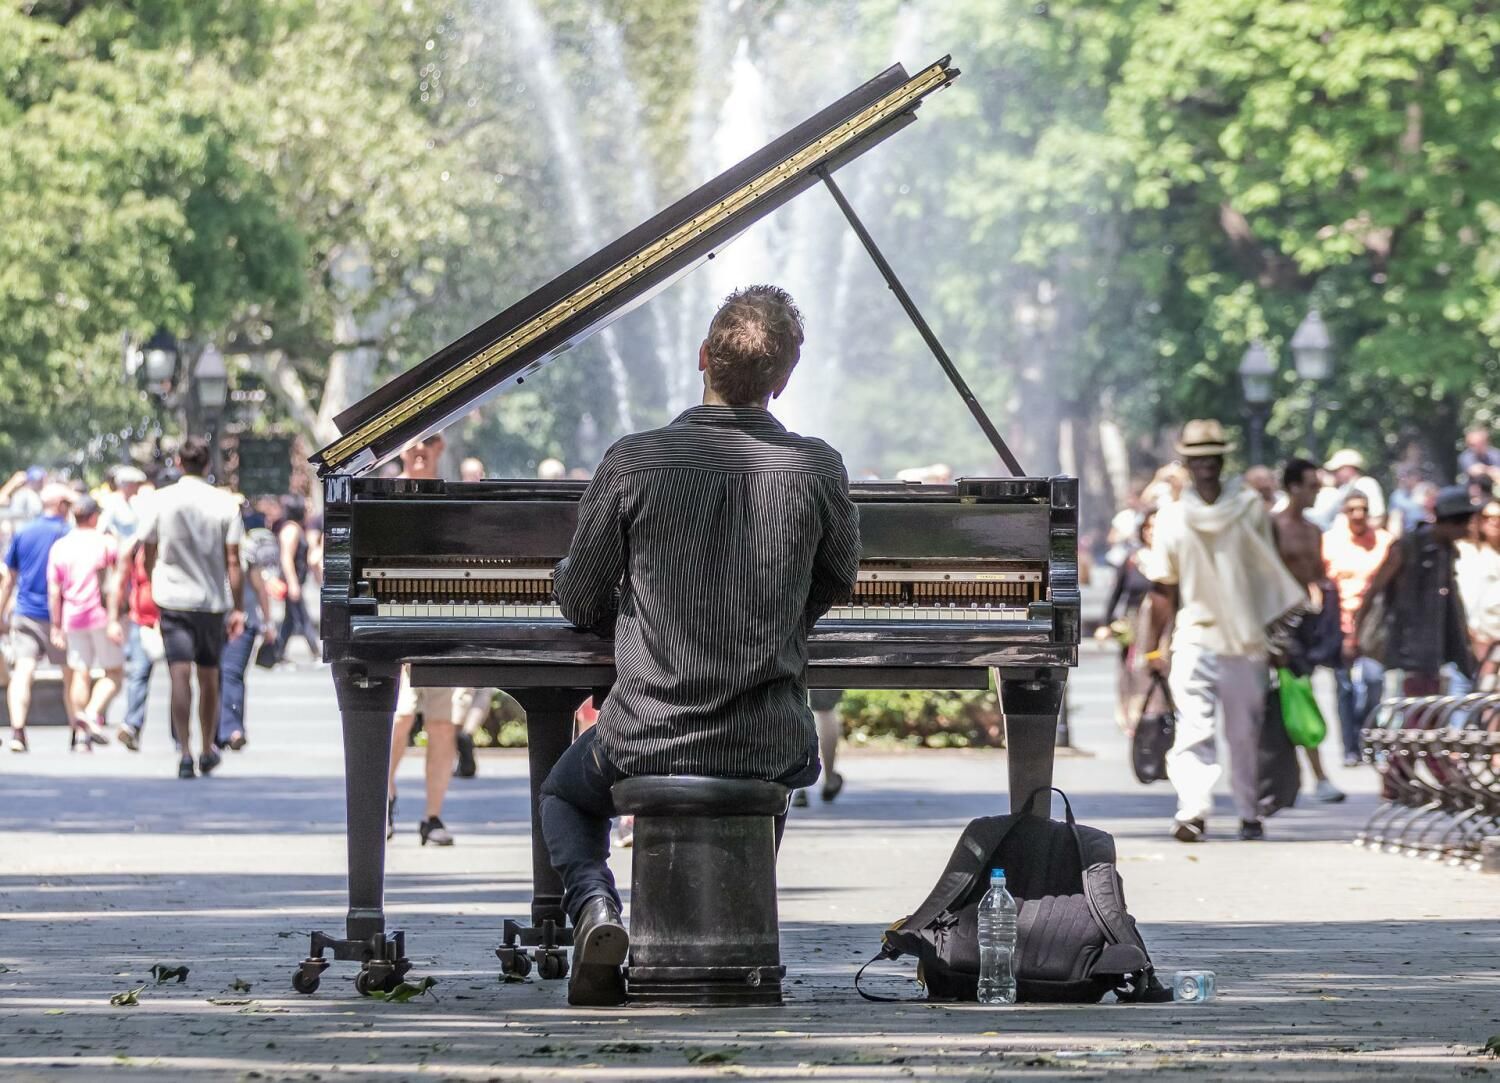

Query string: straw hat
1174 419 1235 457
1323 448 1366 473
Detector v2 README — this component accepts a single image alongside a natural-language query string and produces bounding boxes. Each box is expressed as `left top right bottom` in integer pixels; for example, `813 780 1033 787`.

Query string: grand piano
295 57 1079 994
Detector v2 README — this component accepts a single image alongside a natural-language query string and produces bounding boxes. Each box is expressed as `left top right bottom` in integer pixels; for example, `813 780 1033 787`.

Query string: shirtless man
1273 458 1344 803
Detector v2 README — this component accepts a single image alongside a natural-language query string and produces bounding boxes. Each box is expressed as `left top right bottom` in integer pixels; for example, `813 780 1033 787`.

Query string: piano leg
292 663 411 997
494 687 589 982
1000 671 1068 816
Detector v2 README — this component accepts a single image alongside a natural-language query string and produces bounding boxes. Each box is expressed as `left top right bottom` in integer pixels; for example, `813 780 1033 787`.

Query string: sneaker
418 816 454 846
1171 818 1206 843
791 789 809 808
1342 752 1360 768
454 731 477 778
198 748 222 777
1314 778 1346 803
178 756 196 779
1238 819 1265 841
8 727 28 753
611 815 634 848
115 725 140 752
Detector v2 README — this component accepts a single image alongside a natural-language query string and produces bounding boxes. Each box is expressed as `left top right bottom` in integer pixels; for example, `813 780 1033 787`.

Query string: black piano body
296 56 1080 994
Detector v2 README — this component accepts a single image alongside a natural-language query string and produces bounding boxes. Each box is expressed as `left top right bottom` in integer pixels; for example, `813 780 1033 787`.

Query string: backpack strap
902 815 1020 932
854 944 925 1003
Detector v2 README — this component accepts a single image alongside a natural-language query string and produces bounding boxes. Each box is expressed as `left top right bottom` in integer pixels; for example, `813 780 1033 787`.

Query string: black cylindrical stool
611 775 789 1006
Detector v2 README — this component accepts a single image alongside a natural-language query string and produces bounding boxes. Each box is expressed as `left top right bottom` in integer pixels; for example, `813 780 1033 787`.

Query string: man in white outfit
1140 420 1305 843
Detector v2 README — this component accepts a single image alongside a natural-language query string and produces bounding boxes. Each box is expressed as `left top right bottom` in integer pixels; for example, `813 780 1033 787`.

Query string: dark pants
1334 658 1384 757
276 594 317 662
540 727 819 923
1402 672 1441 697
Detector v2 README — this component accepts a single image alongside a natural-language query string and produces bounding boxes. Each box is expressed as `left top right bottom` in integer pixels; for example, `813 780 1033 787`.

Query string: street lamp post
1238 339 1275 466
1291 309 1333 455
193 344 230 482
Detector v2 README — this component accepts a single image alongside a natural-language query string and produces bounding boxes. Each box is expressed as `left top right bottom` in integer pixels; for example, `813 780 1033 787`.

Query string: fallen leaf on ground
1483 1034 1500 1057
598 1042 649 1054
366 977 438 1003
43 1009 65 1016
229 979 253 993
207 998 253 1006
689 1048 743 1065
109 987 144 1007
149 965 189 984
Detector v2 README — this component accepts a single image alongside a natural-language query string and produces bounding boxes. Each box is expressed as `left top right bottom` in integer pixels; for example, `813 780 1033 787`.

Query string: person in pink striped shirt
47 496 123 747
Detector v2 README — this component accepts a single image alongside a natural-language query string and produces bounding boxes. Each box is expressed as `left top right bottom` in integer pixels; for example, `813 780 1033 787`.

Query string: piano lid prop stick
815 165 1026 478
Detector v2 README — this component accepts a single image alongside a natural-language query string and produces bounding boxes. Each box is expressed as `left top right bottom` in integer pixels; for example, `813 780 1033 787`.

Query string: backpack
856 788 1171 1004
244 527 281 573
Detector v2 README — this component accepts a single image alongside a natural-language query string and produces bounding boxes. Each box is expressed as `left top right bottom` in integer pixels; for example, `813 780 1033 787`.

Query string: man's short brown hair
704 285 804 405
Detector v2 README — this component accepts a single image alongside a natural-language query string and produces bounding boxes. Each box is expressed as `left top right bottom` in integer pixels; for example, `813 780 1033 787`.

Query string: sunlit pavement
1 643 1496 1080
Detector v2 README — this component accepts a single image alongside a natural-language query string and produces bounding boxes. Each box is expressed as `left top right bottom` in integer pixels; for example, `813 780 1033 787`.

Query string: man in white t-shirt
137 438 244 780
1311 449 1385 531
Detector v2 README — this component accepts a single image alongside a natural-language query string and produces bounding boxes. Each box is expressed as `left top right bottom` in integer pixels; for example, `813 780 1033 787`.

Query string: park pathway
1 643 1496 1080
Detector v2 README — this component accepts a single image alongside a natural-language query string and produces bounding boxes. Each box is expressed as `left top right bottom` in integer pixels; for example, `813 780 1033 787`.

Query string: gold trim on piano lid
317 59 955 473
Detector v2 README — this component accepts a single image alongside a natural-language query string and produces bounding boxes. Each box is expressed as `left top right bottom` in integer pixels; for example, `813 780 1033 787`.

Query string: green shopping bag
1276 668 1327 749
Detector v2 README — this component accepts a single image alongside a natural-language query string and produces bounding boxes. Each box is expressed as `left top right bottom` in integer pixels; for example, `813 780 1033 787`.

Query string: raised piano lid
312 57 959 478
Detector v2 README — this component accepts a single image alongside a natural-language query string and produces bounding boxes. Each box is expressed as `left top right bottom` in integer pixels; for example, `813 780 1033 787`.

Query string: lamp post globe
1291 308 1332 383
1238 339 1275 467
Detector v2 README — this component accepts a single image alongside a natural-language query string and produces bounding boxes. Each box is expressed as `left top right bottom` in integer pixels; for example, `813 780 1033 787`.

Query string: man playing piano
541 284 861 1005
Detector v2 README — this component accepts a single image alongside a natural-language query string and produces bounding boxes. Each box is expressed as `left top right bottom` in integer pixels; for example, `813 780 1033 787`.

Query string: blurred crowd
1097 419 1499 838
0 440 323 769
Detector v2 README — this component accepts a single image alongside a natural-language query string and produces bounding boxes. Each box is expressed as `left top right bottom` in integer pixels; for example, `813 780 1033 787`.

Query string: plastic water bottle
1172 970 1216 1002
976 868 1018 1004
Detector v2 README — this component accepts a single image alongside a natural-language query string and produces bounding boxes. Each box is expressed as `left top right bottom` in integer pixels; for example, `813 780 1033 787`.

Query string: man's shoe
1314 778 1346 803
419 816 454 846
455 732 477 778
198 748 222 777
178 756 196 779
820 770 845 803
1238 819 1265 841
791 789 809 808
568 897 628 1007
1171 818 1206 843
115 725 139 752
1342 752 1360 768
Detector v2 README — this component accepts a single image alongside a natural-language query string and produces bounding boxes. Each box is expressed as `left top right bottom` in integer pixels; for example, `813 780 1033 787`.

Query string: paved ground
1 643 1497 1081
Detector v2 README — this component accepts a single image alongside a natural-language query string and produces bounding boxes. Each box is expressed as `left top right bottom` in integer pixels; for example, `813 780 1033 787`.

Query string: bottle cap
991 868 1005 880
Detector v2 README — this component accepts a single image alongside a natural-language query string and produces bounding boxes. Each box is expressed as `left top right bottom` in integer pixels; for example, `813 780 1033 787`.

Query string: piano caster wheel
497 947 532 980
355 962 409 997
292 960 327 995
537 948 569 981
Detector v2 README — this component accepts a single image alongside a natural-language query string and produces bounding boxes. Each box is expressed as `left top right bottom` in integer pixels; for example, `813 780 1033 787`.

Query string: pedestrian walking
1356 485 1477 696
1311 449 1386 531
1323 491 1394 765
1140 420 1306 843
1456 499 1500 687
46 496 123 749
273 495 318 662
217 535 279 751
136 437 246 779
386 432 461 846
1095 508 1156 729
0 483 75 752
1269 458 1343 802
109 540 160 750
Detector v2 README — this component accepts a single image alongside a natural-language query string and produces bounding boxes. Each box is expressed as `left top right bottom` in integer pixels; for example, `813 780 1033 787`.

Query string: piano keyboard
374 602 1028 623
